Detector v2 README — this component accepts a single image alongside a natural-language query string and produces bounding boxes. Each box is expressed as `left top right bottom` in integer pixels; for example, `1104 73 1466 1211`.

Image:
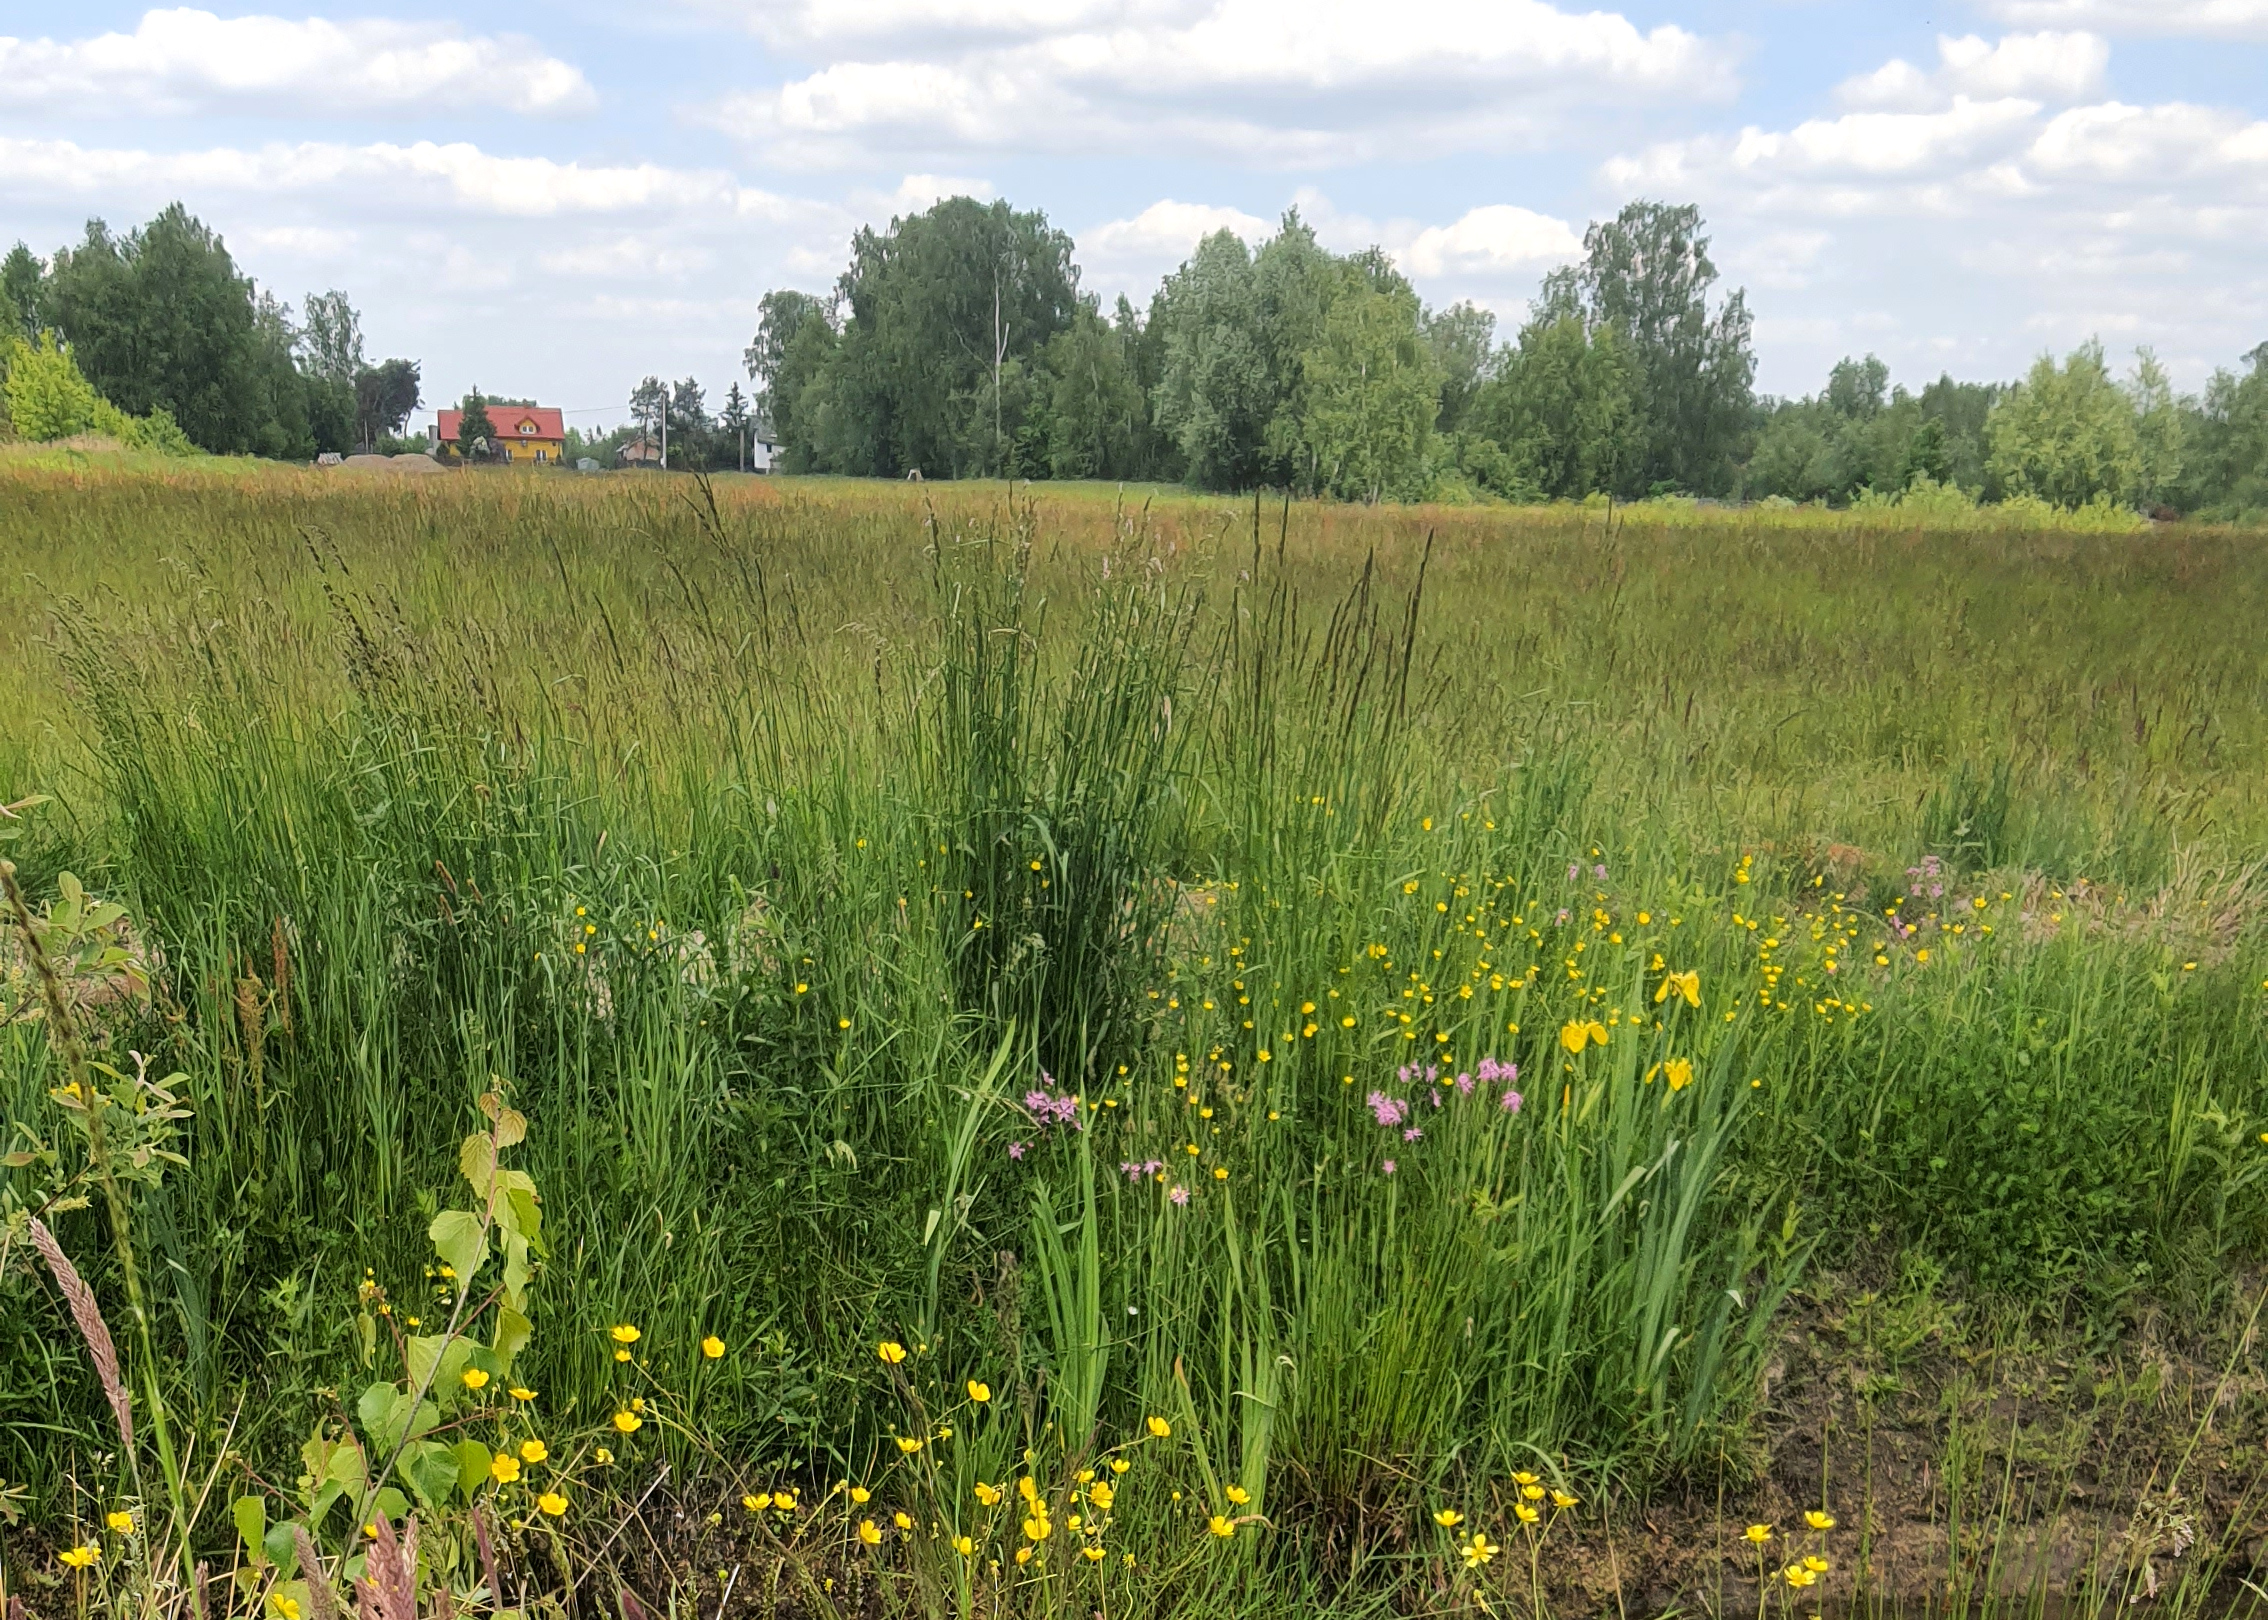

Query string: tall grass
2 465 2265 1614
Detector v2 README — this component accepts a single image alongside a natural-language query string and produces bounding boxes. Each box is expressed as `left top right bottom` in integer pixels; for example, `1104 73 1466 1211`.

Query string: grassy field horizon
3 462 2266 1620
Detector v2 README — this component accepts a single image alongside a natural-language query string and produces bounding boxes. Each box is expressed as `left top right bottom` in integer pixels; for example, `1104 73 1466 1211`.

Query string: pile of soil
333 453 446 474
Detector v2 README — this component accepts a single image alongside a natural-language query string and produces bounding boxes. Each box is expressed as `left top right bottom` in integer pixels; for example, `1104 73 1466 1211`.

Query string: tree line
1 205 422 458
748 195 2268 517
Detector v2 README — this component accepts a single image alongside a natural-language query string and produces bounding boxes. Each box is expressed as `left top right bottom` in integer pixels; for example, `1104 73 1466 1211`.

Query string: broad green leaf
356 1382 397 1442
490 1305 532 1369
373 1487 408 1523
405 1335 448 1392
505 1181 544 1251
231 1495 267 1561
398 1439 459 1513
459 1134 496 1200
263 1523 300 1578
454 1439 493 1501
430 1208 488 1284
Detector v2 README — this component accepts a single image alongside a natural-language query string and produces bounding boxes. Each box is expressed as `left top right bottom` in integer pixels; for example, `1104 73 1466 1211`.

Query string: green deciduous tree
1151 230 1273 490
1985 341 2141 509
3 331 100 440
2178 343 2268 516
1565 201 1755 495
811 196 1080 477
2 244 40 341
354 358 422 450
1469 294 1637 501
1040 303 1151 480
1423 301 1496 435
745 289 836 473
1293 272 1440 502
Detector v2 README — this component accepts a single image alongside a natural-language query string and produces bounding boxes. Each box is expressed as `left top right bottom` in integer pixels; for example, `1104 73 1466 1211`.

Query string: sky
4 0 2265 434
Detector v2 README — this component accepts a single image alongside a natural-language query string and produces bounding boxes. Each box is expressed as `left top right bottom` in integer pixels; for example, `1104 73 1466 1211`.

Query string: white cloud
1601 48 2268 392
1399 204 1582 278
1981 0 2268 39
0 135 998 423
0 134 795 220
0 8 596 117
1079 198 1270 288
1839 31 2107 110
706 0 1735 165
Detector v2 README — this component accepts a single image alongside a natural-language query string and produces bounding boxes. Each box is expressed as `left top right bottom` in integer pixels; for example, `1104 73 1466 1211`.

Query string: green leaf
430 1208 488 1284
454 1439 493 1501
263 1523 301 1579
398 1439 460 1513
356 1382 398 1442
405 1335 449 1392
459 1134 497 1200
491 1305 532 1369
231 1496 268 1562
373 1487 408 1523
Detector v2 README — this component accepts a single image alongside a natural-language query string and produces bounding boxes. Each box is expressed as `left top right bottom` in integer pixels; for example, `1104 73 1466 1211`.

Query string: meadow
2 458 2266 1620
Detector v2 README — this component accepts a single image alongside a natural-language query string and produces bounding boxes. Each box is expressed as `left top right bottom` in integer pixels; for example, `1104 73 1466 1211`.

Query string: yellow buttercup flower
1015 1546 1033 1565
1023 1516 1051 1542
594 1448 613 1465
895 1435 924 1454
1510 1472 1539 1486
857 1519 882 1546
967 1379 991 1403
59 1546 98 1569
1551 1490 1579 1510
1147 1415 1171 1438
1521 1483 1545 1501
877 1341 907 1364
461 1367 490 1392
1804 1556 1831 1573
519 1439 548 1464
954 1535 975 1557
1087 1481 1114 1511
1225 1484 1250 1505
612 1410 642 1433
1435 1508 1463 1527
1745 1524 1773 1544
1110 1458 1129 1475
701 1335 725 1359
509 1386 537 1403
537 1492 567 1518
270 1597 302 1620
106 1511 135 1535
1805 1510 1836 1531
1655 970 1701 1008
893 1511 913 1531
1783 1564 1818 1590
743 1494 770 1512
850 1485 871 1504
975 1482 1003 1507
1082 1544 1106 1562
491 1454 523 1485
1462 1532 1500 1569
610 1323 641 1345
1207 1515 1235 1539
1514 1503 1540 1525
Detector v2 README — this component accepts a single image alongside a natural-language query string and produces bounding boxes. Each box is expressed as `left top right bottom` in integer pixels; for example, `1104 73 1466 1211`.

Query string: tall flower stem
1 861 188 1581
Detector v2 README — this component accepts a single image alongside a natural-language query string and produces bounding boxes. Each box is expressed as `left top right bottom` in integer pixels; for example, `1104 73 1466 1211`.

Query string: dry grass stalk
29 1214 133 1453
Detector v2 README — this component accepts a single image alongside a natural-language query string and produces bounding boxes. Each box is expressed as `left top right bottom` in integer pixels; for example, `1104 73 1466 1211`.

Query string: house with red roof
436 403 566 464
